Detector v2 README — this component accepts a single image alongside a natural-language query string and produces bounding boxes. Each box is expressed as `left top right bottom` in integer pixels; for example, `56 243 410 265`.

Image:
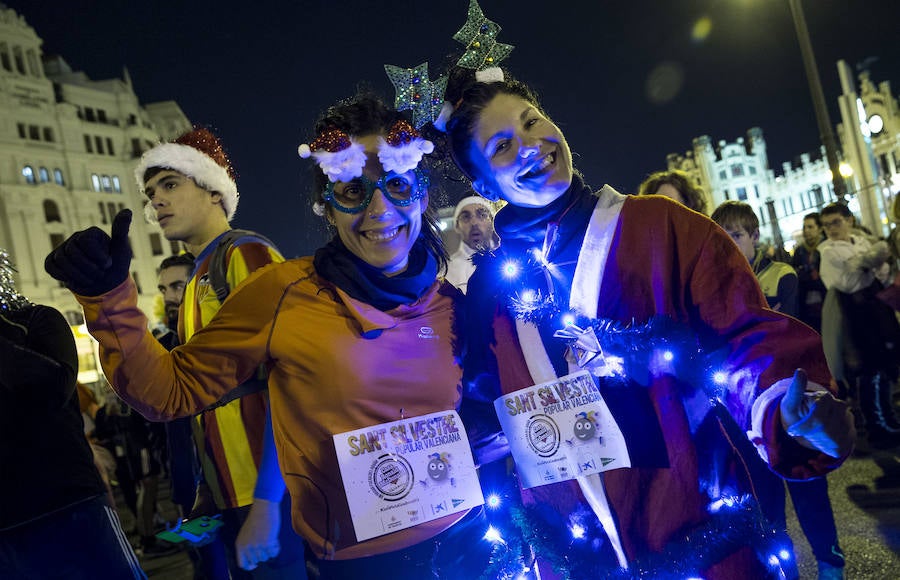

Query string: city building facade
836 61 900 238
667 129 838 250
0 6 190 383
668 63 900 248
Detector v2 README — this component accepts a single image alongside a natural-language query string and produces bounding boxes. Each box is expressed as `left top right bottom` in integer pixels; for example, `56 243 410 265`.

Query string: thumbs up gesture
45 209 133 296
780 369 856 458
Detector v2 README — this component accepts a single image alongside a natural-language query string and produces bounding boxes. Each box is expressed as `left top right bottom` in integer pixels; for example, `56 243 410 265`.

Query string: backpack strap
207 229 276 303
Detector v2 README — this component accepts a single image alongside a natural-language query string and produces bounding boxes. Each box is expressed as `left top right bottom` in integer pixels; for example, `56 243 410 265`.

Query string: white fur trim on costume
475 67 505 83
376 137 434 175
746 378 828 464
134 143 239 221
309 140 367 183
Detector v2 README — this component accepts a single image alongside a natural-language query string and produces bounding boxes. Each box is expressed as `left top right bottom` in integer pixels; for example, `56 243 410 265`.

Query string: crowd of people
4 1 899 579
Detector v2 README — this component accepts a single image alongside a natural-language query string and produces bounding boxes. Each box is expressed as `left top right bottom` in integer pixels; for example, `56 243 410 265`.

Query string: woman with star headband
439 65 855 579
44 95 500 578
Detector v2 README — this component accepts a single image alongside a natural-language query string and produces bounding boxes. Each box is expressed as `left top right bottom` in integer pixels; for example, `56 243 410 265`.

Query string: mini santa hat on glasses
135 128 239 221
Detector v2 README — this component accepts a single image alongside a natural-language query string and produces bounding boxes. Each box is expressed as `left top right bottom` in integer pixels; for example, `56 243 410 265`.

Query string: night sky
8 0 900 257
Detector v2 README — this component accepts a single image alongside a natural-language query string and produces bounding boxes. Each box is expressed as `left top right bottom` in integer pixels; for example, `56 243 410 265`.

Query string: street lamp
787 0 848 203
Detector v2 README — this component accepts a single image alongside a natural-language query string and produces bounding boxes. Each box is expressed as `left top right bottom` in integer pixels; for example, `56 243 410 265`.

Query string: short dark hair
710 200 760 235
637 170 707 214
158 254 194 275
803 212 822 227
304 93 448 272
820 202 851 219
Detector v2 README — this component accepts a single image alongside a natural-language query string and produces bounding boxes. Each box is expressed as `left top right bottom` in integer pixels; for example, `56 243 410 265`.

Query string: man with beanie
0 249 146 579
445 196 498 293
136 128 305 577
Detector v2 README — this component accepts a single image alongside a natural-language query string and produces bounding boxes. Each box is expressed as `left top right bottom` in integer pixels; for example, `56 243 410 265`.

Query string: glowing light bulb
562 313 576 327
570 523 586 539
502 260 520 279
778 549 791 561
662 350 674 362
483 525 504 544
520 289 536 303
486 494 501 509
768 555 780 566
713 371 727 385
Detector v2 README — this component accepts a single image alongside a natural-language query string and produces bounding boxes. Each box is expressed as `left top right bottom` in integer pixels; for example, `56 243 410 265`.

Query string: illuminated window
54 168 64 186
91 173 101 192
22 165 35 184
101 175 112 192
112 176 121 192
38 167 49 183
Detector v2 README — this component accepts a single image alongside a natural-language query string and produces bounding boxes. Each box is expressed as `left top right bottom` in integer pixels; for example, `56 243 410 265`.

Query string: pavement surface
124 428 900 579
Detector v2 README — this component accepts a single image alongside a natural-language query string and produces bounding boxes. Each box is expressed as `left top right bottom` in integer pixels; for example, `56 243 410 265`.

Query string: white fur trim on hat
134 142 239 222
453 195 494 223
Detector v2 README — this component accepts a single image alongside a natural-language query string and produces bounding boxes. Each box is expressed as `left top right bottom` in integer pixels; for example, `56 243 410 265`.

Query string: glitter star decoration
452 0 514 70
384 63 448 129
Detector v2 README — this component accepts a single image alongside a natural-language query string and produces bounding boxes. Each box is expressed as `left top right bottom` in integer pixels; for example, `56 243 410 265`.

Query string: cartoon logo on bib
572 410 598 441
525 414 560 457
427 452 450 481
368 454 414 501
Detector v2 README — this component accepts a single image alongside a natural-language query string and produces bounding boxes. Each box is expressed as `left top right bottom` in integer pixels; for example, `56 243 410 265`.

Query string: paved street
129 442 900 579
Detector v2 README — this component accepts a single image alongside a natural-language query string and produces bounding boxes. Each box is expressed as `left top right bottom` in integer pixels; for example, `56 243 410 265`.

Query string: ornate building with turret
668 62 900 247
0 6 190 383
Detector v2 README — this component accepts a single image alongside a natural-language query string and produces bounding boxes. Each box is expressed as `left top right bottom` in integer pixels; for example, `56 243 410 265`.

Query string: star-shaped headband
384 63 448 130
453 0 514 71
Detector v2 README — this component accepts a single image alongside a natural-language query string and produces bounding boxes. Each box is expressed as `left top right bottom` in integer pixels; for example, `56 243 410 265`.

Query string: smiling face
466 93 573 208
327 134 427 275
144 170 228 251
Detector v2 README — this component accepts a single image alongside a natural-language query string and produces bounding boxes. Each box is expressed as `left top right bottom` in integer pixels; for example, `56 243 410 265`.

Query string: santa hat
135 128 239 221
453 195 494 224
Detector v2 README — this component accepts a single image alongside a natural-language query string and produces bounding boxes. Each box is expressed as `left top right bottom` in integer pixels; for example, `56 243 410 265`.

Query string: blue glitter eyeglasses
323 168 429 214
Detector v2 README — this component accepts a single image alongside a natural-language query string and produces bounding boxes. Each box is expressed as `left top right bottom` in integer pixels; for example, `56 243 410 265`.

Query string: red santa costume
464 176 845 578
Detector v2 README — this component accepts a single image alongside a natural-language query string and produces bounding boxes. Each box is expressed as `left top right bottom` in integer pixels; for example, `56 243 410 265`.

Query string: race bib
494 371 631 489
333 410 483 542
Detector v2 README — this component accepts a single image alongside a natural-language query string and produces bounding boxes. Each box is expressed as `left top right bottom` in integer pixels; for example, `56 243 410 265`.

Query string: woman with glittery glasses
45 94 500 579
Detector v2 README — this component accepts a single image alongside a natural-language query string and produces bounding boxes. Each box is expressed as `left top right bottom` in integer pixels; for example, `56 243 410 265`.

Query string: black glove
45 209 133 296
